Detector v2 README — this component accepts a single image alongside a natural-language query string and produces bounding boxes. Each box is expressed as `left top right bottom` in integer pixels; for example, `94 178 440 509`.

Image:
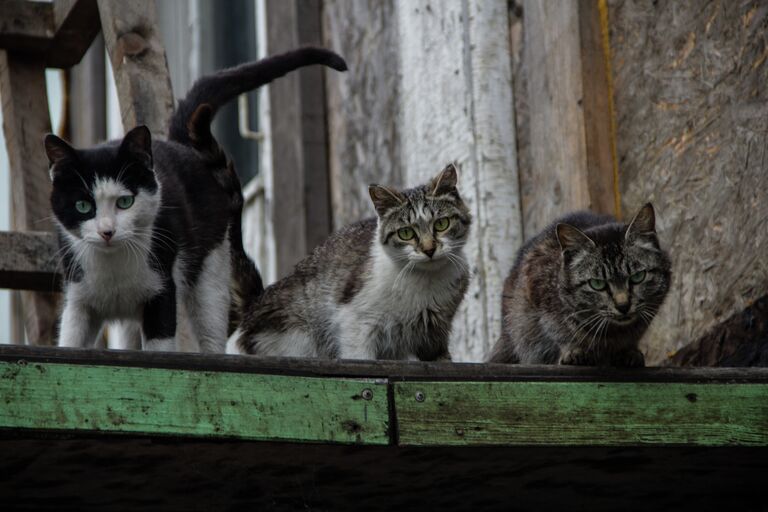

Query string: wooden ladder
0 0 175 345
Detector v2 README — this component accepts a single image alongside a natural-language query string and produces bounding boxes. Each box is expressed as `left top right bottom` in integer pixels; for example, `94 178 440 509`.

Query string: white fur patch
185 238 231 353
335 237 466 359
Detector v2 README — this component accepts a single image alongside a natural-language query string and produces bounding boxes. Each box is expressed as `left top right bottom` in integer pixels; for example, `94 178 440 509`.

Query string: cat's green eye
116 195 135 209
630 270 646 284
397 227 416 241
75 200 92 214
588 278 607 291
434 217 450 232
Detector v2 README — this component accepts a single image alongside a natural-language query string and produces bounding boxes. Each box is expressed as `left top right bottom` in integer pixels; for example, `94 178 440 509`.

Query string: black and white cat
46 48 347 352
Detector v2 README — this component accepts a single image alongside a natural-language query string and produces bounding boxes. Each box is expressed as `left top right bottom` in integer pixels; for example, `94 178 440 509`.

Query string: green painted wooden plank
394 381 768 447
0 361 389 444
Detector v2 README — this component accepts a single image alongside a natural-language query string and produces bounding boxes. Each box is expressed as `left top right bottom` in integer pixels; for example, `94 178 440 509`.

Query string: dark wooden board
0 435 764 511
1 345 767 383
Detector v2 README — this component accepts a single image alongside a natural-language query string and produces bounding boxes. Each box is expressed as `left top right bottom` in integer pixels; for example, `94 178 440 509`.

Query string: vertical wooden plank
264 0 306 278
520 0 618 236
578 0 620 219
322 0 403 228
397 0 523 361
522 0 589 236
97 0 174 137
0 52 59 345
296 0 332 252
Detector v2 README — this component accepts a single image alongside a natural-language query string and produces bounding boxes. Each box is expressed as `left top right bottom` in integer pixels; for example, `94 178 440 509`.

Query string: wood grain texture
608 0 768 364
398 0 523 361
263 0 306 278
0 360 390 445
394 380 768 446
322 0 403 228
519 0 619 239
0 0 100 68
0 52 60 345
98 0 174 137
522 0 588 236
0 231 60 292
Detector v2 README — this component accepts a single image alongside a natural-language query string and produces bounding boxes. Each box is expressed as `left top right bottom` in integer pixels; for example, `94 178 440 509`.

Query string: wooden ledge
1 345 767 448
0 345 766 510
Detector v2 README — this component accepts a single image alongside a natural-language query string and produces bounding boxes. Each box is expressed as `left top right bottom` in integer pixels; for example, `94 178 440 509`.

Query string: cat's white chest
344 258 462 323
70 249 164 319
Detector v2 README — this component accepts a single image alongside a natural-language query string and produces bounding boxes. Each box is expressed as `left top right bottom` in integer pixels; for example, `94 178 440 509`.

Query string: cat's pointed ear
429 162 459 196
625 203 656 241
369 184 405 216
118 125 153 168
556 223 595 252
44 134 78 181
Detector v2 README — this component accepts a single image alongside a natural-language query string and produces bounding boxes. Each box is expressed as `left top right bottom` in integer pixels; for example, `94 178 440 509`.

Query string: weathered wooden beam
50 0 101 68
2 345 766 386
98 0 174 137
0 0 100 69
0 52 60 345
0 231 60 292
394 380 768 446
263 0 307 278
520 0 619 237
0 359 390 445
296 0 333 253
0 1 55 56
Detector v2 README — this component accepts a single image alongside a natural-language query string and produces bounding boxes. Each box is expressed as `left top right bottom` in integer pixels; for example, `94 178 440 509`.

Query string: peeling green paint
394 381 768 446
0 361 389 444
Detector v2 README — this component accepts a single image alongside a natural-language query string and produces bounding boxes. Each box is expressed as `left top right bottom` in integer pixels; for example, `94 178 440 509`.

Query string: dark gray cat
227 164 471 361
489 204 671 367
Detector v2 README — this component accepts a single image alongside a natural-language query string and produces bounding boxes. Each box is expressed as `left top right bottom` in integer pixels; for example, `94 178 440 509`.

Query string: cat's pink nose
100 230 114 242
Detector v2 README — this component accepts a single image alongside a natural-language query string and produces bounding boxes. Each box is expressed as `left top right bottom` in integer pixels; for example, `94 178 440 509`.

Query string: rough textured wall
398 0 522 361
609 0 768 364
322 0 402 228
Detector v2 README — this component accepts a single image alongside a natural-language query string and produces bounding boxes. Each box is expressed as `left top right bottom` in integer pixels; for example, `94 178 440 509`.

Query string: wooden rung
0 0 100 69
0 231 60 292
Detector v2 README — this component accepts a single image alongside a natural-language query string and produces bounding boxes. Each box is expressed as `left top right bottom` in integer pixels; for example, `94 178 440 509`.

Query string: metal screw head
415 391 426 402
361 388 373 401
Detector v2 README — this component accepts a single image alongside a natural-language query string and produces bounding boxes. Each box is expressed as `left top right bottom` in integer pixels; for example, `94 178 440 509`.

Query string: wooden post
261 0 334 278
97 0 174 137
322 0 403 229
520 0 619 237
0 52 60 345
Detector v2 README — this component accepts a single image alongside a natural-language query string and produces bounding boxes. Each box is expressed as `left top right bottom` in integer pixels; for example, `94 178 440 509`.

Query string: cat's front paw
559 347 596 366
612 349 645 368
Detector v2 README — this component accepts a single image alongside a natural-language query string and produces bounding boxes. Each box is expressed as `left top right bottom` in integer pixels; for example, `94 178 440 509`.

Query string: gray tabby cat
227 164 471 360
489 204 671 367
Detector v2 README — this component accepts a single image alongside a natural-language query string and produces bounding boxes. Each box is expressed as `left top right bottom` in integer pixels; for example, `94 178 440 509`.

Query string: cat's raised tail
168 47 347 150
167 47 347 333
